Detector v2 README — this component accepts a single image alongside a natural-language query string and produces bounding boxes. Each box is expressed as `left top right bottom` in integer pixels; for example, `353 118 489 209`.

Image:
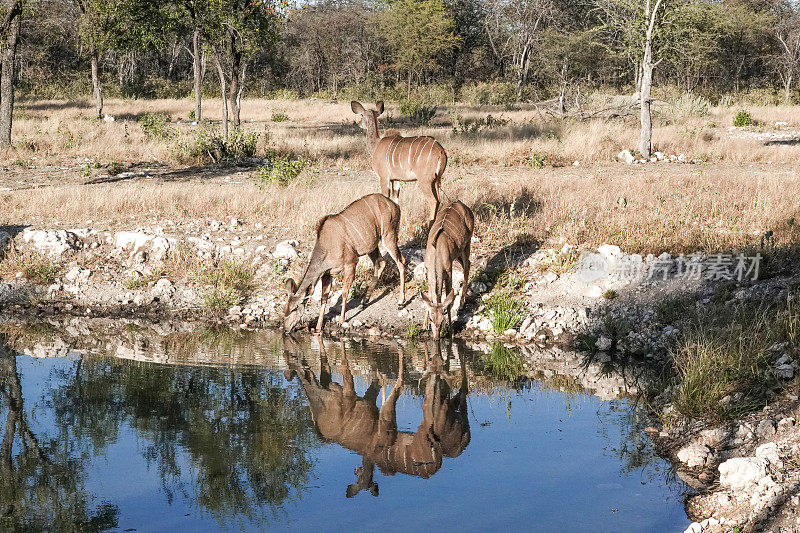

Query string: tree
772 0 800 102
484 0 561 90
204 0 283 139
76 0 175 118
379 0 459 94
598 0 685 157
0 0 22 147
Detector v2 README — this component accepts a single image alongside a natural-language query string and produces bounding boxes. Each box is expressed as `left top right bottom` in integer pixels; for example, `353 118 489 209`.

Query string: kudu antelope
282 337 469 496
351 100 447 223
283 194 406 332
421 201 475 339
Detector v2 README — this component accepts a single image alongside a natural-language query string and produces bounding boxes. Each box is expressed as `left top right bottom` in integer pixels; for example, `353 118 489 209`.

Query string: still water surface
0 327 689 532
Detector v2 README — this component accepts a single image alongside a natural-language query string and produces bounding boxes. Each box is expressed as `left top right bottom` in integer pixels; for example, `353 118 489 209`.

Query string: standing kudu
282 337 470 497
421 201 474 339
283 194 406 332
351 100 447 223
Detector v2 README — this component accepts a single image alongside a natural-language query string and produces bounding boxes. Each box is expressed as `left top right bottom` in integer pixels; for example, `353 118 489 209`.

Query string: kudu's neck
294 246 328 298
364 114 381 155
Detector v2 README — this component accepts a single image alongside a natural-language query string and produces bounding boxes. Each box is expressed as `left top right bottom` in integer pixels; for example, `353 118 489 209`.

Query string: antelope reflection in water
283 337 470 497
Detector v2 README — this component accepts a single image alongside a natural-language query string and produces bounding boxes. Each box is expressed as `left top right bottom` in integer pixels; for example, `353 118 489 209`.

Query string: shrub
0 246 59 284
460 82 519 107
175 126 260 164
139 113 177 140
253 150 310 187
733 109 752 127
202 286 241 310
485 289 524 333
271 111 289 122
400 98 437 125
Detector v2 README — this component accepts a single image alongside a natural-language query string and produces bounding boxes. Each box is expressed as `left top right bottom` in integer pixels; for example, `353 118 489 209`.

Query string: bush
174 126 260 164
271 111 289 122
460 82 520 107
400 98 437 125
139 113 177 140
733 109 752 127
253 150 310 187
0 246 59 284
485 289 524 333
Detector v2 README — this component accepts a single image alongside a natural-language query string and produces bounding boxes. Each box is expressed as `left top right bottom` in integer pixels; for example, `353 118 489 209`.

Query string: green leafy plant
486 289 524 333
139 113 176 140
253 150 310 187
733 109 752 127
400 98 437 125
271 110 289 122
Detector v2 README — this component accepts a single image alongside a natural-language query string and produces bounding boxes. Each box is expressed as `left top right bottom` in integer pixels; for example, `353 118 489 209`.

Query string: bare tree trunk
786 73 793 103
193 28 202 121
0 0 21 148
638 0 663 158
214 57 228 143
639 48 654 157
91 51 104 118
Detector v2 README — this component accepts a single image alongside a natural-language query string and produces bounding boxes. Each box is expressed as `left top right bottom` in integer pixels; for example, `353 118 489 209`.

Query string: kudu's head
283 278 308 332
421 290 455 339
351 100 383 152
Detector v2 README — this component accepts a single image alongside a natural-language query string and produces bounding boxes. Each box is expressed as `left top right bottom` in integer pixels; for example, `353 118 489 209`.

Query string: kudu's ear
375 100 384 115
442 289 456 308
419 291 433 308
285 278 297 295
351 100 365 115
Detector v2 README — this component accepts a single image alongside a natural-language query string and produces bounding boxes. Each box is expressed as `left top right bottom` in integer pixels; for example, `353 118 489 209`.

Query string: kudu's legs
363 249 386 307
339 263 356 324
382 235 406 306
424 179 440 223
316 273 332 333
459 245 471 313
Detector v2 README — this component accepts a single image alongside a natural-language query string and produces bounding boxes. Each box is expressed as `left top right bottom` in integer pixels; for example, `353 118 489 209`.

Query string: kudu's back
373 135 447 184
316 193 400 256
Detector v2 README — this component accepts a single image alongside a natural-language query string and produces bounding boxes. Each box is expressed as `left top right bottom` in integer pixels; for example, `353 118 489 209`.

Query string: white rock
617 150 636 164
103 114 115 122
22 228 81 257
597 244 622 260
596 336 613 351
677 443 710 468
153 278 174 297
272 240 299 261
677 153 687 163
755 442 781 466
542 272 558 284
683 522 701 533
756 419 776 439
654 151 665 161
115 231 156 254
585 285 603 298
413 262 426 281
718 457 768 491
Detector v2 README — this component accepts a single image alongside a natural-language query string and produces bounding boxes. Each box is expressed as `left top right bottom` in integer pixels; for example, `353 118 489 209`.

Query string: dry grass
3 96 800 256
10 97 800 170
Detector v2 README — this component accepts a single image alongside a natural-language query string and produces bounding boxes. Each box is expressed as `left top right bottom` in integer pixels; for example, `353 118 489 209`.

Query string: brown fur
283 193 406 332
352 100 447 222
422 201 475 339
